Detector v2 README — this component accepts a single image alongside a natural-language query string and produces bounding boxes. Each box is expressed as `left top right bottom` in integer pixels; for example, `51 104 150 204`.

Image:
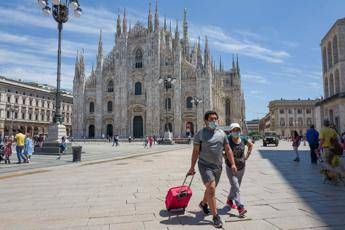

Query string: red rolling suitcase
165 175 194 213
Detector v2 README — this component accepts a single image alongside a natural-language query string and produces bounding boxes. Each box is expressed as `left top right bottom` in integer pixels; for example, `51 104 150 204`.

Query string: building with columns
268 99 318 138
315 18 345 133
73 5 246 139
0 76 73 138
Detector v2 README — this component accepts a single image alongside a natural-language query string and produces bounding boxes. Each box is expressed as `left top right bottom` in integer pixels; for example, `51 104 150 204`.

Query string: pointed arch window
186 97 193 109
135 82 142 95
107 101 113 112
107 80 114 92
135 49 143 68
89 102 94 113
335 69 340 94
333 36 339 64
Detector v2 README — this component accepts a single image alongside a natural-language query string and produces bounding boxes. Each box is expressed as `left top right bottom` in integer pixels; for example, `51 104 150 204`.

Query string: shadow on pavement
159 209 212 226
258 148 345 227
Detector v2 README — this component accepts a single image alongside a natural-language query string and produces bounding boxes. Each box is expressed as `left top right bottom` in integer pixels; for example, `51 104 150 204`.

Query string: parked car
263 131 279 147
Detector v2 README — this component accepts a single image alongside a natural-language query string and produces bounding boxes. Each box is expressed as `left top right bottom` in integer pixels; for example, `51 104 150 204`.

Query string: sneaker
293 157 300 162
238 206 247 217
212 214 223 228
226 199 237 209
199 201 210 215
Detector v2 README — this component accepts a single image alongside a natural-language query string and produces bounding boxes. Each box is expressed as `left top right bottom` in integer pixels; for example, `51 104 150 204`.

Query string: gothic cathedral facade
73 5 246 139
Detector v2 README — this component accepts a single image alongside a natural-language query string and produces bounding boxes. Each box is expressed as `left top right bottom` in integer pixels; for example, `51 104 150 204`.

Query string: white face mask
208 121 218 129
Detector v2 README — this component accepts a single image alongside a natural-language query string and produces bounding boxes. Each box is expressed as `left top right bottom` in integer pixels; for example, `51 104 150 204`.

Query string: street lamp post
37 0 82 143
158 76 176 140
191 97 202 134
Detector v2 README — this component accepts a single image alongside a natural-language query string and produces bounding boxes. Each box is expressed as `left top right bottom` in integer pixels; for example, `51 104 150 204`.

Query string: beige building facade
73 6 246 139
315 18 345 133
268 99 318 138
0 76 73 138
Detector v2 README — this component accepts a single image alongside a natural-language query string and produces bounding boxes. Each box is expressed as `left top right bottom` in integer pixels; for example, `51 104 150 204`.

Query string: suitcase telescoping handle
182 174 194 187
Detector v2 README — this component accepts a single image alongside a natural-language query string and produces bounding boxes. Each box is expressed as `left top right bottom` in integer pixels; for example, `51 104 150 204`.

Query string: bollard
72 146 82 162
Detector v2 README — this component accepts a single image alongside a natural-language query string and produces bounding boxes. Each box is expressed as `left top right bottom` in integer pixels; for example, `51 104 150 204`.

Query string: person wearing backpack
225 123 253 218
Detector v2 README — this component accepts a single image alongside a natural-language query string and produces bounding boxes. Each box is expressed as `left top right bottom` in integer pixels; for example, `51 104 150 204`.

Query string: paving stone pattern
0 141 345 229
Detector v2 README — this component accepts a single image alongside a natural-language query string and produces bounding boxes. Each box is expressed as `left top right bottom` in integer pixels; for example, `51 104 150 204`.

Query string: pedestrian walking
144 136 148 148
3 136 12 164
24 134 34 163
149 136 153 147
14 129 27 164
306 125 319 164
317 120 338 162
225 123 253 217
57 136 67 160
38 134 44 148
292 131 301 162
187 111 237 228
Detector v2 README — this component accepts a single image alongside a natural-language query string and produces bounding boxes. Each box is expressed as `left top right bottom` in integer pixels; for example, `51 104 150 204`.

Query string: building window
333 35 339 64
280 118 285 127
7 111 10 118
165 98 172 110
89 102 94 113
298 117 303 126
327 41 333 69
107 101 113 112
29 114 32 120
186 97 193 109
36 101 38 106
306 109 311 114
22 113 25 119
335 69 340 94
307 118 312 126
15 98 18 103
289 118 293 127
41 114 44 121
14 112 18 119
288 109 292 114
279 109 284 114
107 80 114 92
7 96 10 103
135 49 143 69
29 100 32 106
297 109 302 114
325 77 329 98
35 114 38 121
135 82 142 95
329 74 334 96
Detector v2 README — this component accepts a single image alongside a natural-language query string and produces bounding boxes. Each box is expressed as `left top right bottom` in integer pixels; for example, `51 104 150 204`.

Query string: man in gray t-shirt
187 111 237 228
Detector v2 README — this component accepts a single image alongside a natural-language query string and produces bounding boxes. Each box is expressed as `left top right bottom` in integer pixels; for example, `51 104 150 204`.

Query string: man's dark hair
310 125 315 129
204 110 218 121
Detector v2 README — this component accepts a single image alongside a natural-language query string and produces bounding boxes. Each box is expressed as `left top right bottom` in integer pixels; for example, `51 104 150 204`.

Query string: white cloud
242 74 269 85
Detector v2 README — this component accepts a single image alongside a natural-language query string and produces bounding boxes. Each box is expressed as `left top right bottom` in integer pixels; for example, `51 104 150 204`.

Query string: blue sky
0 0 344 120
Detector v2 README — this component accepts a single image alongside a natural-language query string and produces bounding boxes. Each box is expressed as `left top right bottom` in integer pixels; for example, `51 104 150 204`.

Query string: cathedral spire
163 16 167 31
116 10 121 37
148 2 153 32
169 20 172 33
154 0 159 32
96 29 103 70
122 8 127 35
197 36 202 68
219 56 223 72
182 8 189 60
236 54 240 74
204 35 210 67
232 54 236 69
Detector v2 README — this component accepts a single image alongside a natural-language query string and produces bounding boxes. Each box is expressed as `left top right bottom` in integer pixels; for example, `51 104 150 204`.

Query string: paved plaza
0 141 345 230
0 141 190 175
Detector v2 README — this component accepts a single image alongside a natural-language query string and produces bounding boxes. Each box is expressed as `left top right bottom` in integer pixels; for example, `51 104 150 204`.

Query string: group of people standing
292 120 345 164
187 110 253 228
2 129 34 164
